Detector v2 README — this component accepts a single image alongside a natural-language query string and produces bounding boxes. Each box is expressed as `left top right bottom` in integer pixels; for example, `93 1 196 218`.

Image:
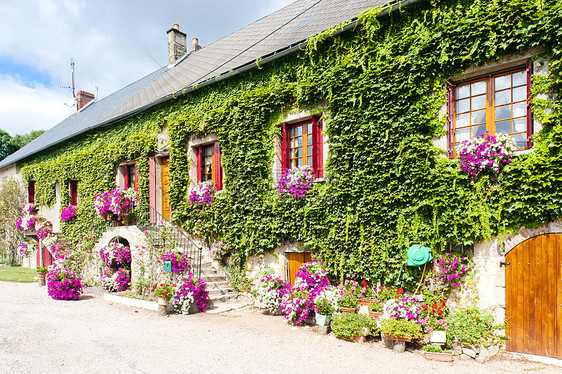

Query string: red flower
438 309 444 315
441 299 447 306
162 292 167 297
173 284 177 287
432 304 437 309
361 281 368 286
397 288 404 294
421 304 428 310
431 311 435 315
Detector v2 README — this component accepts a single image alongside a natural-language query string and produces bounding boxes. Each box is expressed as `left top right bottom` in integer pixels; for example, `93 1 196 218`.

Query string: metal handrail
134 197 203 278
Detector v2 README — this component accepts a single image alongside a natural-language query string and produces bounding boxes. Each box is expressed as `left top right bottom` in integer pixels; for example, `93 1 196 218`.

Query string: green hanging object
406 244 433 266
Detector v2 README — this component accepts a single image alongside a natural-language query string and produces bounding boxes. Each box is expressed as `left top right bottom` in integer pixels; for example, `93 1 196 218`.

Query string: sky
0 0 295 135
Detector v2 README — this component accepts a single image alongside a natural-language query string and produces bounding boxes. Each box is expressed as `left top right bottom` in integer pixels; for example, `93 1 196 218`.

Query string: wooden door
160 156 171 221
506 234 562 358
287 252 312 285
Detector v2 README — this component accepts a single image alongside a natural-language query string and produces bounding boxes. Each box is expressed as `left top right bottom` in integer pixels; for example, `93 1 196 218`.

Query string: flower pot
429 330 447 344
423 351 454 362
358 299 375 307
369 311 383 320
157 297 168 307
342 335 366 343
315 312 331 326
37 272 46 287
340 307 356 314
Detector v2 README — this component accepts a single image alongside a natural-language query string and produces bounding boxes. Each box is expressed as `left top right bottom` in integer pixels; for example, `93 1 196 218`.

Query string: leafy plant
152 282 175 301
380 317 423 341
368 301 383 313
447 307 494 347
422 344 443 353
315 296 335 315
37 267 48 274
339 293 359 309
331 313 378 340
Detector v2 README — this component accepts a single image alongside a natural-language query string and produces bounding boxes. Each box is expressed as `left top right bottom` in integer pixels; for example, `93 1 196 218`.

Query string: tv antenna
60 59 76 107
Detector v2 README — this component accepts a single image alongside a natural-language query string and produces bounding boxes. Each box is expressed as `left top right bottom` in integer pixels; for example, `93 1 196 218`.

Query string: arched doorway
505 233 562 358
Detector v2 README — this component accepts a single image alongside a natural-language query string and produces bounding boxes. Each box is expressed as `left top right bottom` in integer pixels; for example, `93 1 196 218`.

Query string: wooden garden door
160 156 171 221
287 252 312 285
506 233 562 358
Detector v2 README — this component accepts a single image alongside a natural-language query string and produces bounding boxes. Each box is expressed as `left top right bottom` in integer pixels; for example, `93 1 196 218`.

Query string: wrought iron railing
134 198 203 278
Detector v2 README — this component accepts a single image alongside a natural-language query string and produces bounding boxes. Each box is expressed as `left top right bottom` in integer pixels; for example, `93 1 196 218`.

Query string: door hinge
500 261 511 267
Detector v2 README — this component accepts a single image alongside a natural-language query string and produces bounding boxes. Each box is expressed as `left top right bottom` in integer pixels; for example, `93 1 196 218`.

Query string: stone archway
500 220 562 256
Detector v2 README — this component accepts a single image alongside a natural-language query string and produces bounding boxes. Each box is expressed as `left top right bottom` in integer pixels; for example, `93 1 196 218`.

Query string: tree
0 129 45 162
0 178 26 263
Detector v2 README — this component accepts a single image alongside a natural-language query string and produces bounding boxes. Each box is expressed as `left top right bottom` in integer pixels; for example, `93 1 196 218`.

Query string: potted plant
422 344 454 362
152 283 175 307
339 293 359 313
315 296 335 326
37 266 48 286
380 317 423 353
331 313 377 343
368 301 384 320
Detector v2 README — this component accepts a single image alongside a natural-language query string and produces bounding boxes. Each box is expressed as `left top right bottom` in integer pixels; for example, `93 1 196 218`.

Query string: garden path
0 281 558 374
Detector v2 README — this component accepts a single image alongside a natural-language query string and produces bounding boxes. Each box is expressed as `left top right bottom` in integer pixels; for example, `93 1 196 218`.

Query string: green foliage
447 307 494 347
339 293 359 309
16 0 562 287
0 129 45 161
330 313 378 340
422 344 443 353
380 317 424 341
0 178 25 256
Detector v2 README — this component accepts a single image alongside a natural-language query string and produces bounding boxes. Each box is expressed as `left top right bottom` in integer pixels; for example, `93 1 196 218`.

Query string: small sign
163 260 172 273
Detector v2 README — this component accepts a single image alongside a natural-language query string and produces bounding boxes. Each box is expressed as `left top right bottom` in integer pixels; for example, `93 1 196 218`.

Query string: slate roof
0 0 391 169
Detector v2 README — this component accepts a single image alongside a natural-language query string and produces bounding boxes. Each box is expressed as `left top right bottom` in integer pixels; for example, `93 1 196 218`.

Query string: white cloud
0 75 74 135
0 0 295 135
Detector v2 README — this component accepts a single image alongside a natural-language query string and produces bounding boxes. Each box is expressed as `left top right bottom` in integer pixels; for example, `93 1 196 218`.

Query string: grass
0 266 37 283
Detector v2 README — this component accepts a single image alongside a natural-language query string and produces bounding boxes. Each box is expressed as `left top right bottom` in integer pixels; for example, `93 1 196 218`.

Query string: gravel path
0 281 560 374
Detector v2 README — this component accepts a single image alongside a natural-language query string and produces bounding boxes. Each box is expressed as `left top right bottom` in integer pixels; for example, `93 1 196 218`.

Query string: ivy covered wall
19 0 562 286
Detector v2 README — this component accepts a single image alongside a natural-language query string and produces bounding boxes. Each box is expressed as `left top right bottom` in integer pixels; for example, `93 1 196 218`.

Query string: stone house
1 0 561 360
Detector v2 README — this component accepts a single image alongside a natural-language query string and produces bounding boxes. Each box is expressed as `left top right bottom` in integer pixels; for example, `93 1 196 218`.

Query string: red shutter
281 122 289 173
134 165 139 193
197 146 203 183
148 157 156 223
123 166 129 189
214 142 222 191
526 59 534 149
446 84 455 159
69 181 78 205
312 116 324 178
27 182 35 203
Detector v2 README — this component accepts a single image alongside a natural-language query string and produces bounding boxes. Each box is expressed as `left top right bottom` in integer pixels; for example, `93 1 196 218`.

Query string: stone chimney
189 38 201 53
76 90 95 111
167 24 187 65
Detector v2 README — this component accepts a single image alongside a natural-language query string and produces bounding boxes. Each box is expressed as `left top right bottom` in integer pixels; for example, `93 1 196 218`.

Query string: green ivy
18 0 562 287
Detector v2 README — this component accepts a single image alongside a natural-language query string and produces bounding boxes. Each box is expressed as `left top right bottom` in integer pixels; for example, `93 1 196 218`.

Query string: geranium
277 165 314 198
153 282 175 301
254 275 290 313
61 205 78 222
99 242 132 267
172 274 209 313
46 266 83 300
101 268 131 292
188 181 216 205
160 252 191 274
457 132 515 181
18 242 34 257
382 296 420 320
94 188 136 221
435 253 468 287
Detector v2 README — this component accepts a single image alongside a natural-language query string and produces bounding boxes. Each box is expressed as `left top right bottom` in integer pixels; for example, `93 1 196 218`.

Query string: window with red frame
196 142 223 190
281 116 324 178
124 164 139 193
69 180 79 205
27 181 35 203
447 63 533 158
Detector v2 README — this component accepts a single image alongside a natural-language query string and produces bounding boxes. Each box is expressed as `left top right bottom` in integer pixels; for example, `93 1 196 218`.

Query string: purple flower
61 205 78 222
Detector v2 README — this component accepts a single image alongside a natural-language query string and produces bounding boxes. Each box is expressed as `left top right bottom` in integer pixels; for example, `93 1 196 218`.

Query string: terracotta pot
358 299 374 307
369 311 383 320
384 335 411 342
342 335 366 343
423 351 454 362
340 307 357 314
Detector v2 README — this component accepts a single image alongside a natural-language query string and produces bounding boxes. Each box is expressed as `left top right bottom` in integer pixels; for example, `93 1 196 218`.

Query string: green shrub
380 318 423 341
339 293 359 309
422 344 443 353
447 307 494 347
331 313 378 340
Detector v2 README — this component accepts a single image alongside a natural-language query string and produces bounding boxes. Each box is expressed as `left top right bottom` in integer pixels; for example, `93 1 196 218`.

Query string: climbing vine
18 0 562 287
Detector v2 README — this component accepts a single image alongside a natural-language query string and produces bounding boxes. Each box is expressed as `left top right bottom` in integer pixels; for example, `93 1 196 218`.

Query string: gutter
0 0 421 169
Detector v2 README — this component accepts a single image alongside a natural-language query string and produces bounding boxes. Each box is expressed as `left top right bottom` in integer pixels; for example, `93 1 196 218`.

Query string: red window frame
27 181 35 204
123 164 139 193
196 142 223 191
69 180 78 205
281 116 324 178
447 62 533 158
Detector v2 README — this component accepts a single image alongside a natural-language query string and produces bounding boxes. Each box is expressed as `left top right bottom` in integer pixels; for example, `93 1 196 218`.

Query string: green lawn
0 267 37 283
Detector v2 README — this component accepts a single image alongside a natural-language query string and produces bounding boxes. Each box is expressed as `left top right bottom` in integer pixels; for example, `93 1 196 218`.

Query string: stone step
200 275 227 283
207 288 235 297
205 281 232 289
209 291 240 303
